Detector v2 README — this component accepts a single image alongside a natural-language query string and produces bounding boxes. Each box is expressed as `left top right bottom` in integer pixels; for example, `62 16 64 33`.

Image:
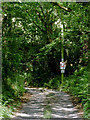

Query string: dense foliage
63 66 89 118
1 2 89 118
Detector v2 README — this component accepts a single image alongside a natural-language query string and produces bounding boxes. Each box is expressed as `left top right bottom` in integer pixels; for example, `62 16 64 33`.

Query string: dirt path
12 87 84 120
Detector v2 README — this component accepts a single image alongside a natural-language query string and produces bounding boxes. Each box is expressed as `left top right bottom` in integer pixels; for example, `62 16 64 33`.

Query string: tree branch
36 10 45 25
52 2 72 12
39 4 46 20
33 21 46 33
26 9 46 33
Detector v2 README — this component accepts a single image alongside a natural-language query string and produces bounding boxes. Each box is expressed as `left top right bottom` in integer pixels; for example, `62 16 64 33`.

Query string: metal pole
61 24 64 86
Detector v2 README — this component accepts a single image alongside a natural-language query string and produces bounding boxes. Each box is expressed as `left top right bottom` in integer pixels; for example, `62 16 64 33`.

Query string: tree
2 2 89 86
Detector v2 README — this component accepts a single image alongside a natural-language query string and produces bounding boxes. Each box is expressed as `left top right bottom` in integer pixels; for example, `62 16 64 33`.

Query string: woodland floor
11 87 84 120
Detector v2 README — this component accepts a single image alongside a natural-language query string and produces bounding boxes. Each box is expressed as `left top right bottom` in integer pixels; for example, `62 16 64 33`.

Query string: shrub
44 76 61 89
63 66 89 118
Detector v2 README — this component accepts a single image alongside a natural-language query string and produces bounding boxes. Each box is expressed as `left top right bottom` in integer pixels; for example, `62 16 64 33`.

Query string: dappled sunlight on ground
12 87 83 119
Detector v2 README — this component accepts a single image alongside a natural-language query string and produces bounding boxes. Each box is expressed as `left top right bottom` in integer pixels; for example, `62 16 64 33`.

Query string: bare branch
52 2 72 12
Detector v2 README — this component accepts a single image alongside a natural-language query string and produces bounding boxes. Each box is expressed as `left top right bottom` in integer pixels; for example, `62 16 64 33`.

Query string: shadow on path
11 87 85 120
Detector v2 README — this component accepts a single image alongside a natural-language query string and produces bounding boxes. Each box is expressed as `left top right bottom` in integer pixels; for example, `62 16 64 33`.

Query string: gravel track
12 87 84 120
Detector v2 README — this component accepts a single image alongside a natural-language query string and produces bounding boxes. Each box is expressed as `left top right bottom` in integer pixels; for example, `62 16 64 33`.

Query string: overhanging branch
52 2 72 12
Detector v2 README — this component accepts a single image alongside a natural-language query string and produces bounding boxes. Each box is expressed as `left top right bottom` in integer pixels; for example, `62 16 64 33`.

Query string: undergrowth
1 74 25 118
1 67 89 119
62 66 89 118
44 66 89 118
44 75 61 89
